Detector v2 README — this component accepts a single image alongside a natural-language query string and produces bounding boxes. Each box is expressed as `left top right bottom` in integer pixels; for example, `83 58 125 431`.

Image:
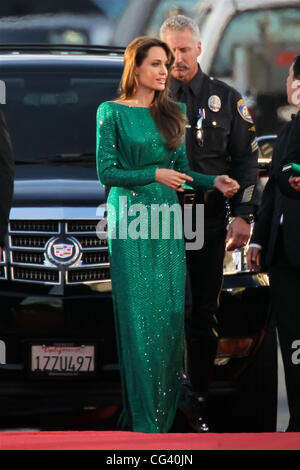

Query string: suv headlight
223 218 253 275
223 246 249 275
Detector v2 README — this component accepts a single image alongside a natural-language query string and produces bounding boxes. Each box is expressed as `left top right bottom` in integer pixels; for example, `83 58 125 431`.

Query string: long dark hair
119 36 186 150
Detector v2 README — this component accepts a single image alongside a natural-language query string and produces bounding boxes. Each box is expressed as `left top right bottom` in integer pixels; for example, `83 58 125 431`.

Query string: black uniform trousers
182 191 227 397
268 227 300 431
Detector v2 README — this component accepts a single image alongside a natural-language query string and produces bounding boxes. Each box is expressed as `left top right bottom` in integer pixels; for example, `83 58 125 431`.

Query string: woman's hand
156 168 193 192
214 175 240 198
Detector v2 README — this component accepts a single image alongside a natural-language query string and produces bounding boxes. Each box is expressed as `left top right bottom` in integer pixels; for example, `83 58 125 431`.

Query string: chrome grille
82 251 109 265
0 250 7 280
76 235 108 249
10 235 50 249
9 220 59 233
66 220 99 233
12 267 60 284
7 218 110 286
0 265 6 280
67 267 110 284
12 250 45 265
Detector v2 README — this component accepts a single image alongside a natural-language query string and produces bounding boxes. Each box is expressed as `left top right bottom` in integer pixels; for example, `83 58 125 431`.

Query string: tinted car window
2 70 121 163
0 0 101 15
211 7 300 77
92 0 129 19
145 0 199 36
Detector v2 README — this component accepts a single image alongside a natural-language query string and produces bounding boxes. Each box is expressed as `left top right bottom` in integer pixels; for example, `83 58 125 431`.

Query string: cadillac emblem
54 243 74 259
46 236 80 266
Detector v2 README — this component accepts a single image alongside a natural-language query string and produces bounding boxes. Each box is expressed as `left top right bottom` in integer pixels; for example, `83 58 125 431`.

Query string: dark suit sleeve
0 110 14 246
277 114 300 200
250 164 276 250
227 90 259 218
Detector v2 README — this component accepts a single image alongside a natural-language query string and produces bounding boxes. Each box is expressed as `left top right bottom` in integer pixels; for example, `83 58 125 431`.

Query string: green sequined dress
96 101 215 433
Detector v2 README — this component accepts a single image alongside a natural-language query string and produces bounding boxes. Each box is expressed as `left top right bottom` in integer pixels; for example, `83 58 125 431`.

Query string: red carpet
1 431 300 450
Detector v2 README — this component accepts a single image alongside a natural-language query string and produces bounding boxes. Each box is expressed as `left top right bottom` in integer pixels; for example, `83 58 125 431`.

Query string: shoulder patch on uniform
251 138 258 153
237 98 253 123
241 185 255 203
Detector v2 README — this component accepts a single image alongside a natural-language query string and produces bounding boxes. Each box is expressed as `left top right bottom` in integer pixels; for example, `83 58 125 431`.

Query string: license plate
30 343 95 376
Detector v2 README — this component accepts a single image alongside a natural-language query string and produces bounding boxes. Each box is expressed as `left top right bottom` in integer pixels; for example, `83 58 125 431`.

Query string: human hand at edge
214 175 240 198
289 176 300 192
226 217 251 251
246 246 261 272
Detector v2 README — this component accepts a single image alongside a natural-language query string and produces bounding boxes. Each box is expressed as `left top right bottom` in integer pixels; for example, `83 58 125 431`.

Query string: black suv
0 45 277 431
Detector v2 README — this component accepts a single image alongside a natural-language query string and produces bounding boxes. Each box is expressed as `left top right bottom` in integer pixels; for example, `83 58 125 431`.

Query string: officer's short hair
293 55 300 79
160 15 200 42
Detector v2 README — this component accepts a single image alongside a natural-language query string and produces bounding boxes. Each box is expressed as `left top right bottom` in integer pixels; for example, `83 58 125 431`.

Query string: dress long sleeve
96 102 157 188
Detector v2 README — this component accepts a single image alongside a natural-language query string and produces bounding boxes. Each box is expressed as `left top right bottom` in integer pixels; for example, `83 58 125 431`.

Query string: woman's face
135 46 169 93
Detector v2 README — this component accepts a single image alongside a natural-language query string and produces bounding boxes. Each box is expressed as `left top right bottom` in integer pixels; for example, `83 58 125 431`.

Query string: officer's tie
177 84 194 127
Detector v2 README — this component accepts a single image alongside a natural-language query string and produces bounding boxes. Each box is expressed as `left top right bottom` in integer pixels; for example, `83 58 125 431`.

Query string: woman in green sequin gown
96 38 239 433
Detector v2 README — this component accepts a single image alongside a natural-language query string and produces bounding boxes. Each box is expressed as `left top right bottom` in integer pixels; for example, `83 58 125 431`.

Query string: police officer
160 15 259 431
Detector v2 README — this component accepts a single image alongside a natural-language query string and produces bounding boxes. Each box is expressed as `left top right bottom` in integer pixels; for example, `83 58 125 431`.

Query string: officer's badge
237 99 253 123
208 95 221 112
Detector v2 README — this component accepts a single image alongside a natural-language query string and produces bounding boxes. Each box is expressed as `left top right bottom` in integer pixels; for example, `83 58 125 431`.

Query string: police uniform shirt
170 66 259 219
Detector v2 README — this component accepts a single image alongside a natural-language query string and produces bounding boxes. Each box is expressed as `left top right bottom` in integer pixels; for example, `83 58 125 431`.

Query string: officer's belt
180 189 226 218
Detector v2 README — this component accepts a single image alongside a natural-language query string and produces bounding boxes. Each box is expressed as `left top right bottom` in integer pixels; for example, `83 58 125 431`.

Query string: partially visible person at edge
247 55 300 432
277 57 300 197
0 110 14 259
96 36 239 433
160 15 259 432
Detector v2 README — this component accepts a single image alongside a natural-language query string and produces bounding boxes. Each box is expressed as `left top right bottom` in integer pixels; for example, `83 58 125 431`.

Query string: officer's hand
246 246 261 272
214 175 240 198
289 176 300 192
156 168 193 192
226 217 250 251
